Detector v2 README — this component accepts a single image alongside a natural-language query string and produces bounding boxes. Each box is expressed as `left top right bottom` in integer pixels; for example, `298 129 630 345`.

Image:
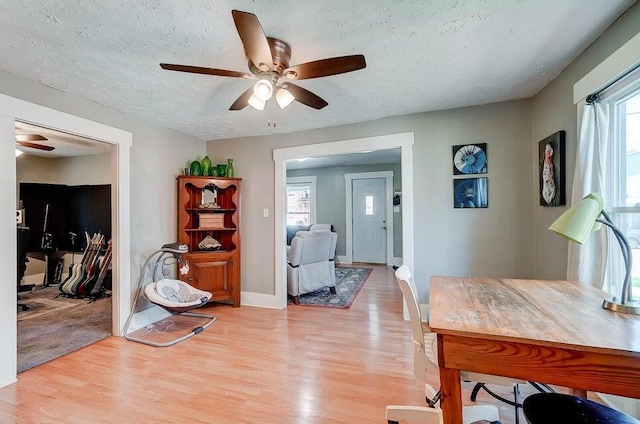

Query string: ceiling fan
160 10 367 111
16 134 55 151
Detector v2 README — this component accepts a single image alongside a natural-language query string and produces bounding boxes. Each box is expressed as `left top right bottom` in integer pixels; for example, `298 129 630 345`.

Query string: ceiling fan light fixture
248 94 266 110
253 78 273 101
276 87 295 109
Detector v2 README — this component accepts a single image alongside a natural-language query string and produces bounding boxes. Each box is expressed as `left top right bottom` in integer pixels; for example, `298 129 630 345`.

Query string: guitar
77 239 111 297
60 233 100 296
59 232 79 287
59 232 91 294
68 234 104 296
90 241 113 299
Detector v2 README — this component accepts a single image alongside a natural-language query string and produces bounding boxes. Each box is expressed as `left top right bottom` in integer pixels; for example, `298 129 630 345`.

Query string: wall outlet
263 208 269 218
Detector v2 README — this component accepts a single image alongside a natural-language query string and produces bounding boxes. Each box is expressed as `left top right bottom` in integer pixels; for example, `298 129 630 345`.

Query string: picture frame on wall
452 143 488 175
538 130 566 206
453 177 488 208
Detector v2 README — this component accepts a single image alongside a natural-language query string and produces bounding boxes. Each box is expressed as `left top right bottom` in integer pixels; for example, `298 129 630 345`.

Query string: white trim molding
0 94 131 388
344 171 394 265
272 132 415 310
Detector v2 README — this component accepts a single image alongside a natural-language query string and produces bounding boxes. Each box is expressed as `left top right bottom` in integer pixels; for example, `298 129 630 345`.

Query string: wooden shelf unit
177 176 241 307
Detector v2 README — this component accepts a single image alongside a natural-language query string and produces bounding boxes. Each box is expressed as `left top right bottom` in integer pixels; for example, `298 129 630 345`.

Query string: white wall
208 99 535 301
532 3 640 279
17 153 112 187
0 70 204 387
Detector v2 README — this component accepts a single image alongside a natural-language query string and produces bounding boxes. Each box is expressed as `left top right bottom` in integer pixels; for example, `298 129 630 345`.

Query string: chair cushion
286 225 311 245
145 279 212 312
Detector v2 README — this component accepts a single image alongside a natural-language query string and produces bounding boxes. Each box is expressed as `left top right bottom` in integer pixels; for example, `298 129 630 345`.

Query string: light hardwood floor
1 265 536 423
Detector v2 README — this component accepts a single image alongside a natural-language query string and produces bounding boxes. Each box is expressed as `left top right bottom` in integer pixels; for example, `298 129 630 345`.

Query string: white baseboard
241 291 284 309
336 255 349 264
392 257 403 267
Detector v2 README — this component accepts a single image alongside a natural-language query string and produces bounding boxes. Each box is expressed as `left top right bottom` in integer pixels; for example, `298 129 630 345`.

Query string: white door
352 178 387 263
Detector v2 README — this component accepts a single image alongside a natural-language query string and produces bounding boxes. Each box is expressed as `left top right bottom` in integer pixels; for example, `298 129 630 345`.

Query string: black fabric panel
19 183 111 252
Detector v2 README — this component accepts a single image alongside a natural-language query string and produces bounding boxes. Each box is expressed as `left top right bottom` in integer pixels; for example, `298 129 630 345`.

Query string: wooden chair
386 383 501 423
387 265 529 423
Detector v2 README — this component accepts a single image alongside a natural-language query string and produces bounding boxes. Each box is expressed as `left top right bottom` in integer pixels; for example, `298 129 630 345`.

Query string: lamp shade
253 79 273 101
248 94 265 111
548 193 605 243
276 88 295 109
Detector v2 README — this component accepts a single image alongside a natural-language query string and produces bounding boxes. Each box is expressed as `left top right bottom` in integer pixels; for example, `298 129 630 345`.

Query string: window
286 176 316 225
607 87 640 299
365 195 374 215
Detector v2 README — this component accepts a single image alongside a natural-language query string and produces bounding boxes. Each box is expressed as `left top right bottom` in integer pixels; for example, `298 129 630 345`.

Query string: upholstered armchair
287 229 338 304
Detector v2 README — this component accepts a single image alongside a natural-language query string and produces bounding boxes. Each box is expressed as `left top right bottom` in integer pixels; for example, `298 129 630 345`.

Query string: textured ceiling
0 1 635 141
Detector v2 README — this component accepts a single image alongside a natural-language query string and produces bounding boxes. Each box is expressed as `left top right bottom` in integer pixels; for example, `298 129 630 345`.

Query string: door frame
345 171 394 265
0 93 131 387
273 132 414 310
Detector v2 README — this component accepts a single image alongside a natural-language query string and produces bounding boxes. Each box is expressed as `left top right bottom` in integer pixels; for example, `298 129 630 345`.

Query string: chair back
394 265 439 380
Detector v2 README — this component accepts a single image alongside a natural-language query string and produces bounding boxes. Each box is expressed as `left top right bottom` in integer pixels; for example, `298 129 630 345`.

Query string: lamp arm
598 210 633 304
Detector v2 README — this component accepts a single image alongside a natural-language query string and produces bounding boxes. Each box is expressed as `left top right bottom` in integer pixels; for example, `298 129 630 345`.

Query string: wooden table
428 276 640 424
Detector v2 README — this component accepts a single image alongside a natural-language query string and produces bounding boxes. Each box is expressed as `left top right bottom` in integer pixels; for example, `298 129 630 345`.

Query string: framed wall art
453 177 488 208
452 143 487 175
538 130 566 206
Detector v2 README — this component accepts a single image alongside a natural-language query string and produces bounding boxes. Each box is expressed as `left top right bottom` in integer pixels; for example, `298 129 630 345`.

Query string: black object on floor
523 393 640 424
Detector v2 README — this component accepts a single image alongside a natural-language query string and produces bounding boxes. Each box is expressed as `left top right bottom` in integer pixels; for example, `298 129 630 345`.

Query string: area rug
17 286 112 373
293 267 372 308
18 297 78 321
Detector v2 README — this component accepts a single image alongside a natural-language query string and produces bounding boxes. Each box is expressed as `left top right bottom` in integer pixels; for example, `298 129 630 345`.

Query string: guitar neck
98 245 112 279
80 234 99 265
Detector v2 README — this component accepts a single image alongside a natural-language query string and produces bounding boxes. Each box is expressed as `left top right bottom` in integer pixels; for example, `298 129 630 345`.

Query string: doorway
15 122 115 372
0 94 132 387
352 178 387 263
345 171 394 265
273 132 415 310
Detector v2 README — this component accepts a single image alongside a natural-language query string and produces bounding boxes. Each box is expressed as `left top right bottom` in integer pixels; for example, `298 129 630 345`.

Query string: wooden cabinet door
184 252 237 305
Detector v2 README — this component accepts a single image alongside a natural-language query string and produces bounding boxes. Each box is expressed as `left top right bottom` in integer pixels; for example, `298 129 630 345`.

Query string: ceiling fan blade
284 55 366 80
229 87 255 110
160 63 253 79
17 141 55 151
284 83 328 110
232 10 273 72
16 134 47 142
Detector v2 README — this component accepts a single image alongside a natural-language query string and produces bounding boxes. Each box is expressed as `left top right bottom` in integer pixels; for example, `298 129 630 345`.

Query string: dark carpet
293 267 372 308
17 286 112 373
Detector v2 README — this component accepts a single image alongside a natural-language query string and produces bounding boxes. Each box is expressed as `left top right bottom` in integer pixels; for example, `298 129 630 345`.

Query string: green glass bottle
201 155 212 176
227 158 234 177
189 160 202 176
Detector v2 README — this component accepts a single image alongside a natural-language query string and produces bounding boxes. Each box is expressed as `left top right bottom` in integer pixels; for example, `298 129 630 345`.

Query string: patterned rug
293 267 372 308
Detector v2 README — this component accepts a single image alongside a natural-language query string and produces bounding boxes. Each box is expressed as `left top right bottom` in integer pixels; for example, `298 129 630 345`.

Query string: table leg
440 366 463 424
570 388 587 398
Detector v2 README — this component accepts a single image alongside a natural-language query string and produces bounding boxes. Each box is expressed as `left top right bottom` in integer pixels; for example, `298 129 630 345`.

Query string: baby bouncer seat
124 243 216 347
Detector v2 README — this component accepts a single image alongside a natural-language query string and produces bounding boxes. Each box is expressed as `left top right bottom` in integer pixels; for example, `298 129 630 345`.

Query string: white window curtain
567 101 611 290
